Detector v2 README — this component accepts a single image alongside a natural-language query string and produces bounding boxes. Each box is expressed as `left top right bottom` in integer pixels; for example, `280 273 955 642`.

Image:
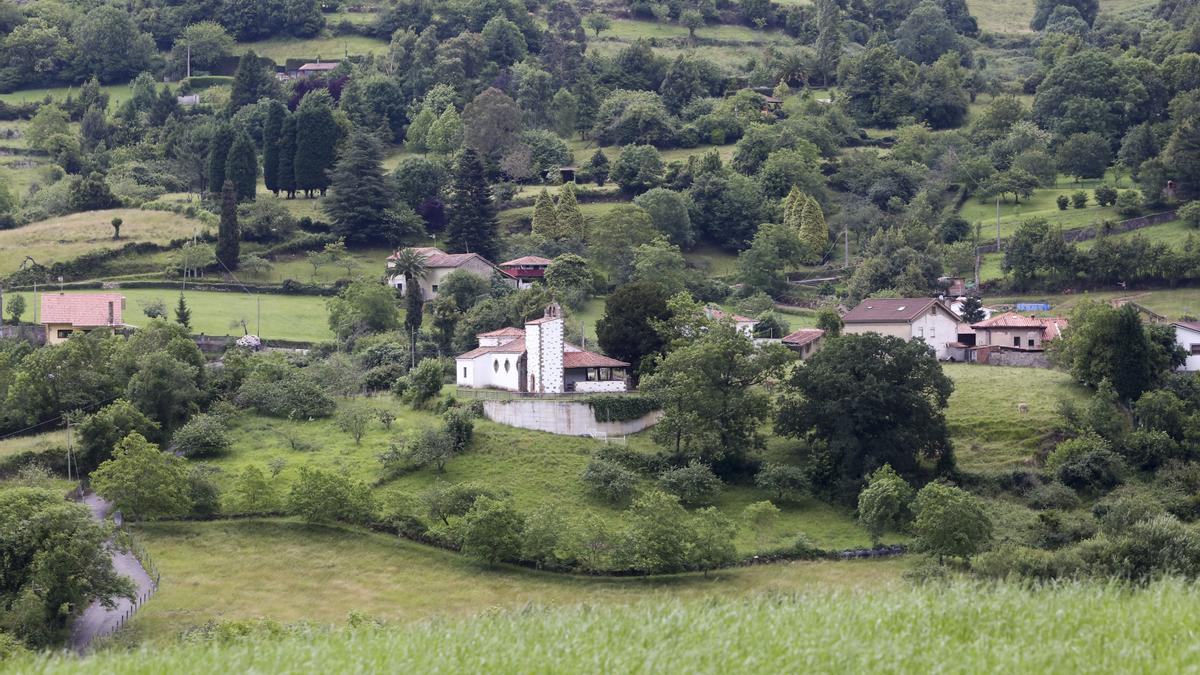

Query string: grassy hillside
0 209 203 277
967 0 1156 34
17 579 1200 670
106 519 904 645
6 288 335 341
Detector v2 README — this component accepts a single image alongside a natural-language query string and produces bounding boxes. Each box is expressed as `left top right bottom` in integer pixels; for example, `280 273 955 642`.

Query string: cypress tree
530 188 558 239
206 123 233 197
293 90 339 197
587 148 609 186
446 148 500 260
216 180 240 270
228 51 276 114
262 101 285 195
175 293 191 330
277 113 298 199
557 182 584 240
405 280 423 355
323 129 416 246
782 186 805 230
224 129 257 202
798 195 828 263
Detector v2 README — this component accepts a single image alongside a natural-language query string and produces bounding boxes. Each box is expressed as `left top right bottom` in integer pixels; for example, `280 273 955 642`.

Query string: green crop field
18 579 1200 670
0 82 140 108
234 35 389 62
0 209 205 277
943 364 1089 472
96 519 904 646
5 288 334 342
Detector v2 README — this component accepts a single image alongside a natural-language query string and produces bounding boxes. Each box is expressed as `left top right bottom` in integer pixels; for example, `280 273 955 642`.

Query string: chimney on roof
108 301 114 325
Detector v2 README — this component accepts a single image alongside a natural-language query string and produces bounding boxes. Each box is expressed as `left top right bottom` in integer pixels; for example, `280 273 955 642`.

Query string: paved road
69 493 156 653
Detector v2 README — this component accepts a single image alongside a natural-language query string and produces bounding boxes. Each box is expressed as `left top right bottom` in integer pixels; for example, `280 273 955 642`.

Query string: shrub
364 364 406 392
595 445 669 475
442 407 475 453
1057 449 1126 493
171 413 231 458
459 496 525 564
1071 191 1088 209
287 467 375 526
1181 200 1200 229
657 461 722 506
1115 189 1143 217
421 482 495 526
912 481 992 563
1119 429 1181 471
1081 514 1200 580
581 458 639 504
1030 510 1097 549
972 543 1083 580
235 373 336 418
1046 432 1110 471
754 463 808 503
1026 482 1080 510
857 464 914 545
1093 490 1167 535
188 465 222 516
1056 195 1069 210
1094 184 1118 206
403 358 445 409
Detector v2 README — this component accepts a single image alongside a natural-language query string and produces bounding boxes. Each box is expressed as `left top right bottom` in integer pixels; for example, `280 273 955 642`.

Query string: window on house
1013 336 1021 347
1191 344 1200 355
587 368 598 381
599 367 611 381
613 369 627 381
916 327 924 338
930 326 935 338
431 285 438 293
504 359 510 373
57 330 72 339
1028 338 1035 347
462 367 467 378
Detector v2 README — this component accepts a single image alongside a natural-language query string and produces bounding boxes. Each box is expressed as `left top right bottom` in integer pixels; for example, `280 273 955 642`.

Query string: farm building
40 293 126 345
386 247 515 300
842 297 960 360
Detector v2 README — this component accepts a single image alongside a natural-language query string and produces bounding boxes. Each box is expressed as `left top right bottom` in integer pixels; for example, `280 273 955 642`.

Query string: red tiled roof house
970 312 1068 351
842 297 961 360
456 304 630 393
499 256 552 289
386 247 515 300
40 293 125 345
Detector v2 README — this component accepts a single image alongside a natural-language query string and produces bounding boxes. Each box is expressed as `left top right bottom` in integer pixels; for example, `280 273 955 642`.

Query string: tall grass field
13 580 1200 672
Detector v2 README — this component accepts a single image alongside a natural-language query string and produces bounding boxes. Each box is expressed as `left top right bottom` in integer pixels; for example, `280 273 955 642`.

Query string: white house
705 307 759 336
842 297 961 360
386 247 514 300
456 304 631 393
1174 322 1200 371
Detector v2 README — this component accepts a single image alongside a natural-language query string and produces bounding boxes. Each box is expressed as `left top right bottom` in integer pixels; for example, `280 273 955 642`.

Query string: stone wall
0 325 45 345
481 400 661 437
975 346 1051 368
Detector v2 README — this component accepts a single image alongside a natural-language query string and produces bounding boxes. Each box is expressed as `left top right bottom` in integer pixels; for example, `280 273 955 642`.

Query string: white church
455 304 631 394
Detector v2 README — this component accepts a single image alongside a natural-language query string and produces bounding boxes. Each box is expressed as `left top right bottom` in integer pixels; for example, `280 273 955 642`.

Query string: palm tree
391 248 428 365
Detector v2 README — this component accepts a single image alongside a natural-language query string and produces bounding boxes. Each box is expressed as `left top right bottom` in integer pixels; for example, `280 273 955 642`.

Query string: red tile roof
781 328 824 347
972 312 1069 342
500 256 553 267
477 327 526 338
457 337 526 360
40 293 124 327
563 350 629 368
843 298 955 323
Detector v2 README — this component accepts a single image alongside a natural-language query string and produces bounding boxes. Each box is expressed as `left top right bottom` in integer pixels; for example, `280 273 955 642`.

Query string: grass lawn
115 518 905 645
7 288 334 342
959 185 1120 242
603 19 792 44
263 246 393 284
0 82 140 108
234 35 388 62
967 0 1154 33
943 364 1089 473
0 209 204 277
685 244 739 278
0 429 67 459
208 394 880 553
984 287 1200 321
498 200 625 232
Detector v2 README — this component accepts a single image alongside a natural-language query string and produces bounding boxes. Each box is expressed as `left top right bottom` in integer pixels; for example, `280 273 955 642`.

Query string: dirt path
69 493 156 653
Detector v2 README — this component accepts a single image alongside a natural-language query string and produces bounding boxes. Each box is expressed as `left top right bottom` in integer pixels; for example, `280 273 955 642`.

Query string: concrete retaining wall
482 400 662 437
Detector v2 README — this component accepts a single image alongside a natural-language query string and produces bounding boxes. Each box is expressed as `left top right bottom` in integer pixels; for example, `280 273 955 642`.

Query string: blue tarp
1016 302 1051 311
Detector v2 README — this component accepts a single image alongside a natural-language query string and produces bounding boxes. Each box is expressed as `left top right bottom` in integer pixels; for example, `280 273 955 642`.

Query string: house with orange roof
780 328 825 358
456 304 630 393
40 293 126 345
970 312 1068 351
386 247 514 300
498 255 552 289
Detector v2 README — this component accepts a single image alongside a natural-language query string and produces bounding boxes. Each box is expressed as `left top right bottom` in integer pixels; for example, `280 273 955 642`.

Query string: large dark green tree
224 129 257 202
895 0 960 65
596 281 671 384
293 90 340 197
323 130 422 246
776 333 955 497
228 50 279 113
217 180 240 271
1031 0 1099 30
262 100 285 195
277 112 298 198
1053 303 1185 401
206 123 234 198
445 148 500 260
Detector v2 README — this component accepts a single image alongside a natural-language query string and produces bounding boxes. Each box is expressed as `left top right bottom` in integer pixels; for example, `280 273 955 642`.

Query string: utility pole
995 196 1001 250
186 42 191 79
843 227 849 269
256 297 261 337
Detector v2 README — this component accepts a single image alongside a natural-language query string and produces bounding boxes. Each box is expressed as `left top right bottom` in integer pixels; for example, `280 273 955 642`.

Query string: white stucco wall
482 400 660 437
457 353 522 390
574 380 628 393
1177 326 1200 372
845 306 959 360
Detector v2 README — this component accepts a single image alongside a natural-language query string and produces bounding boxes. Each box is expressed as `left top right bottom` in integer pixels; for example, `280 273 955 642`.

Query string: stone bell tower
524 303 564 393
